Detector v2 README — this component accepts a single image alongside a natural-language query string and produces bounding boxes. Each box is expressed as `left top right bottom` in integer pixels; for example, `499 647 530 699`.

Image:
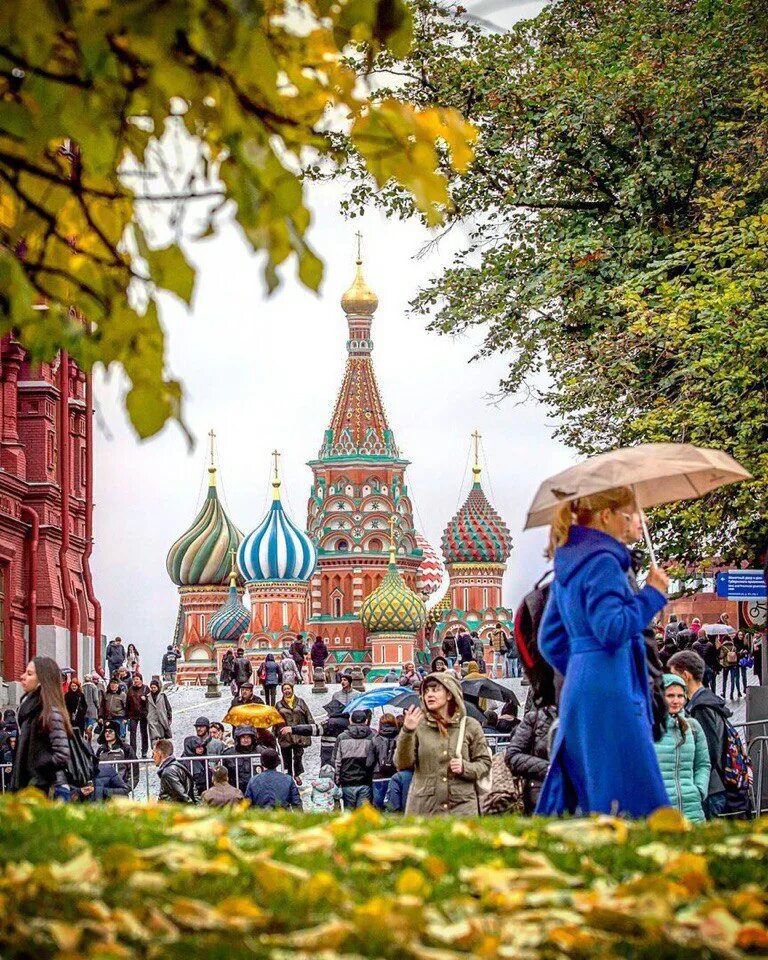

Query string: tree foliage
340 0 768 567
0 0 475 438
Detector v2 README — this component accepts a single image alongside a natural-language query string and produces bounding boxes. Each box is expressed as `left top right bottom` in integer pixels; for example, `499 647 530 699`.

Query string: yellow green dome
341 258 378 316
361 556 426 635
426 590 451 629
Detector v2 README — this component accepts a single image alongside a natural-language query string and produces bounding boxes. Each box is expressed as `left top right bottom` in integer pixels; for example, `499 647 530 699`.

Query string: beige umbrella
525 443 751 563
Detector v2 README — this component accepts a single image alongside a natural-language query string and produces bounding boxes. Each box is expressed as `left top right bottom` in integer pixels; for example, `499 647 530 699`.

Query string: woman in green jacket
395 672 491 816
654 674 710 822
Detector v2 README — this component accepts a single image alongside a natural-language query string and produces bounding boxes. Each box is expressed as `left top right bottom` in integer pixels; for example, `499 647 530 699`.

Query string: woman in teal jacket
654 674 710 822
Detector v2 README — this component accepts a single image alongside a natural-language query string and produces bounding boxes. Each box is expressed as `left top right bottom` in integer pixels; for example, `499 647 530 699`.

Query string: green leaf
145 244 196 305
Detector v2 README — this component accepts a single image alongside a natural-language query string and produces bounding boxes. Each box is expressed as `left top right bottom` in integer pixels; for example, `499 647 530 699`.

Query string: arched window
336 538 349 552
368 537 382 552
333 595 343 618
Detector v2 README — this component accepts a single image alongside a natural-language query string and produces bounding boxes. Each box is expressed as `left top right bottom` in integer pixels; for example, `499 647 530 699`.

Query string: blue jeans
492 652 509 678
372 780 390 810
342 785 372 809
721 666 741 698
507 655 521 678
52 783 71 802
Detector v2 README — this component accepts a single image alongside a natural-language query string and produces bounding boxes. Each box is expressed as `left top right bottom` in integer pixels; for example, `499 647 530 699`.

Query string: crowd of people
1 490 763 821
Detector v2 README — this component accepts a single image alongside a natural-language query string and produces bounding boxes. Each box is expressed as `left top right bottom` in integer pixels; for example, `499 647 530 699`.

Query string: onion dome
238 453 317 582
415 531 445 596
341 241 378 316
209 553 251 642
361 529 426 635
166 441 243 586
442 445 512 565
426 589 451 629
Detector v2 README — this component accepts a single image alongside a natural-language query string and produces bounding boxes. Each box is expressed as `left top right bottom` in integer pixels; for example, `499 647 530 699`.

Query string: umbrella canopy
388 690 486 724
223 703 284 729
462 678 520 707
702 624 736 636
525 443 750 529
341 686 413 714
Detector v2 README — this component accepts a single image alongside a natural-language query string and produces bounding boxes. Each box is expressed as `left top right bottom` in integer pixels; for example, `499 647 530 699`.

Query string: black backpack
513 571 558 708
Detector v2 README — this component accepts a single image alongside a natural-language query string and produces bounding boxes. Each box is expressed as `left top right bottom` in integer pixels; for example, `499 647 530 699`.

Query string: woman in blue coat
536 487 670 817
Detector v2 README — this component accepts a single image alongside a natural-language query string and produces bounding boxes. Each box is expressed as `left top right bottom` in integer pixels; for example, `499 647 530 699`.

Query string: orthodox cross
208 428 216 466
355 230 363 263
272 448 280 480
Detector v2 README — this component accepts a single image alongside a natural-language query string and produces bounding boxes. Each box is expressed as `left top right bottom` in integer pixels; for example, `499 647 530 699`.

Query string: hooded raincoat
536 525 669 817
395 672 491 816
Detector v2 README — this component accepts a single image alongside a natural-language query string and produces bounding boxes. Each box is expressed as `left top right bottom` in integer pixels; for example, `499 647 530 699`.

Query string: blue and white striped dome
238 470 316 582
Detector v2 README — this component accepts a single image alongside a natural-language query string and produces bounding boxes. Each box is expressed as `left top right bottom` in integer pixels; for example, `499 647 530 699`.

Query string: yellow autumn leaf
239 819 289 839
47 850 103 893
167 897 227 931
254 857 311 895
287 826 336 855
262 918 354 950
127 870 167 892
663 853 712 895
0 192 17 229
647 807 690 833
545 815 629 847
396 867 431 898
29 919 81 951
352 834 427 864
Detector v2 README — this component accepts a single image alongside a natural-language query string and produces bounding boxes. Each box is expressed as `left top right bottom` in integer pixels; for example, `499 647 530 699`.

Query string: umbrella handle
641 511 657 567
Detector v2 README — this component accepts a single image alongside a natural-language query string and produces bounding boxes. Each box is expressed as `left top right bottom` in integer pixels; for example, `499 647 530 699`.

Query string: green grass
0 793 766 959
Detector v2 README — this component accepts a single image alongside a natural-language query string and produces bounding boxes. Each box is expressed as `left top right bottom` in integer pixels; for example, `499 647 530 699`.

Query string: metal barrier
748 736 767 817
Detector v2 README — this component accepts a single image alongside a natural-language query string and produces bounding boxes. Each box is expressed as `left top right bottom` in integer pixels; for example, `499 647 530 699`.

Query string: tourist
125 642 141 675
9 656 72 799
201 765 244 807
1 728 17 770
105 636 126 676
371 713 399 809
115 666 132 692
232 647 253 690
100 676 127 737
289 635 307 674
383 667 400 683
384 769 413 813
125 673 150 758
63 677 87 731
224 725 277 789
489 622 511 679
665 615 680 641
153 739 196 803
257 653 281 705
210 720 233 750
668 650 732 818
470 632 486 671
536 487 669 817
305 763 341 813
653 674 710 822
736 631 752 693
244 748 302 809
430 656 449 673
456 631 474 665
310 635 329 673
281 697 349 767
229 681 264 710
496 700 520 735
690 618 702 636
332 709 375 808
276 682 312 784
399 662 419 689
692 632 718 691
183 717 225 794
331 674 356 706
220 649 235 686
161 644 180 684
718 634 741 699
146 677 173 744
441 633 458 668
505 705 557 814
96 720 139 790
395 672 491 816
82 673 102 729
278 653 301 687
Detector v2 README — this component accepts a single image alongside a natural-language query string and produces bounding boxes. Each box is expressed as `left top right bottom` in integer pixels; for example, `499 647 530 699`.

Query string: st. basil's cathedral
166 244 514 682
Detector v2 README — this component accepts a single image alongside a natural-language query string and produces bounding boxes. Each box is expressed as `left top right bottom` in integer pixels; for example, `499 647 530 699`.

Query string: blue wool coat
653 715 709 822
535 526 669 817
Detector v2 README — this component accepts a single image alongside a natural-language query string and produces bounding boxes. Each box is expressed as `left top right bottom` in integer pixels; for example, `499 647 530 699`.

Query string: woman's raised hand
402 705 423 731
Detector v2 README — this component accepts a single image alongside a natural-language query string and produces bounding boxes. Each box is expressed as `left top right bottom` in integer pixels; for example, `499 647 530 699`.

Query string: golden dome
341 239 378 316
361 545 426 636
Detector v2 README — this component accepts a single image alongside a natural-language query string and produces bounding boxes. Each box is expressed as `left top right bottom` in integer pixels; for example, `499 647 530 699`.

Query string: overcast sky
91 1 564 673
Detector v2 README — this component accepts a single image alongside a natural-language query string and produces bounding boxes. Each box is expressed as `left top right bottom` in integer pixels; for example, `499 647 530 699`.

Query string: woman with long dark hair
395 672 491 816
125 643 140 675
63 677 87 732
10 656 72 798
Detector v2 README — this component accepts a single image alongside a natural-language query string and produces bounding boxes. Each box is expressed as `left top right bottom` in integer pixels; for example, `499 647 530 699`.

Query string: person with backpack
257 653 281 705
653 674 710 822
668 649 751 818
371 713 399 809
505 705 557 814
489 623 511 679
395 672 491 816
441 633 458 668
456 631 474 665
161 644 180 683
718 635 741 699
333 710 376 808
535 487 670 817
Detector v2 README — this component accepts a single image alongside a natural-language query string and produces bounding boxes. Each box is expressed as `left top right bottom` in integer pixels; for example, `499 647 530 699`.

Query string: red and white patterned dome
415 531 445 596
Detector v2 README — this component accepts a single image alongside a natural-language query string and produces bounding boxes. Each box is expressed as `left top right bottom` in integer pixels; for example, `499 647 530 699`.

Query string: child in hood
304 763 341 813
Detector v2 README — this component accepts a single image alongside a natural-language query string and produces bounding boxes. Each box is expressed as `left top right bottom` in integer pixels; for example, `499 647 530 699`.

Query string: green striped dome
360 559 426 635
166 483 243 586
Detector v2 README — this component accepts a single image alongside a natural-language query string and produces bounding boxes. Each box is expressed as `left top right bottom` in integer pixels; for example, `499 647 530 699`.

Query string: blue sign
715 569 767 601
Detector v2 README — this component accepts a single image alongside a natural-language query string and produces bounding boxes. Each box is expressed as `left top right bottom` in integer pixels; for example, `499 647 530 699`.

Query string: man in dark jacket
223 725 276 790
669 650 730 818
73 764 131 802
371 714 399 809
96 720 139 789
105 637 126 676
333 709 375 808
153 739 197 803
505 706 557 814
161 645 180 683
232 648 253 690
183 717 226 795
244 748 301 809
284 697 349 767
125 673 150 758
441 633 458 667
692 633 719 690
229 681 265 710
456 631 474 664
384 769 413 813
310 636 329 670
289 636 307 671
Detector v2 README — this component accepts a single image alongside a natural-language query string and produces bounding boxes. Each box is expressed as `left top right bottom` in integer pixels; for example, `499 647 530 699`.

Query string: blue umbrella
342 686 413 714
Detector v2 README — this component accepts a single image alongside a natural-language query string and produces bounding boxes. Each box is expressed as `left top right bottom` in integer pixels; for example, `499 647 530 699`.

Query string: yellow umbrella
525 443 750 563
223 703 284 728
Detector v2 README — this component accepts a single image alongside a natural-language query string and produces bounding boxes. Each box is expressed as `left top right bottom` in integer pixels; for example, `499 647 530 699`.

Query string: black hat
97 720 123 744
240 681 254 690
194 716 210 728
350 710 368 725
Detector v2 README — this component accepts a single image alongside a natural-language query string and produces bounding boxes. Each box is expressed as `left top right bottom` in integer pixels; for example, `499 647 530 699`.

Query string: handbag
66 728 99 788
455 715 493 801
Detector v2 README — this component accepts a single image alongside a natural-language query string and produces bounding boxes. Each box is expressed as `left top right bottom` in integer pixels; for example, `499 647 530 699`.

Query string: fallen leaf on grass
287 826 336 855
663 853 712 895
261 918 354 950
545 815 629 848
28 918 81 951
47 849 102 893
736 923 768 952
254 857 311 895
239 820 289 839
636 841 678 865
167 897 228 931
352 834 427 864
139 842 234 875
647 808 690 833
